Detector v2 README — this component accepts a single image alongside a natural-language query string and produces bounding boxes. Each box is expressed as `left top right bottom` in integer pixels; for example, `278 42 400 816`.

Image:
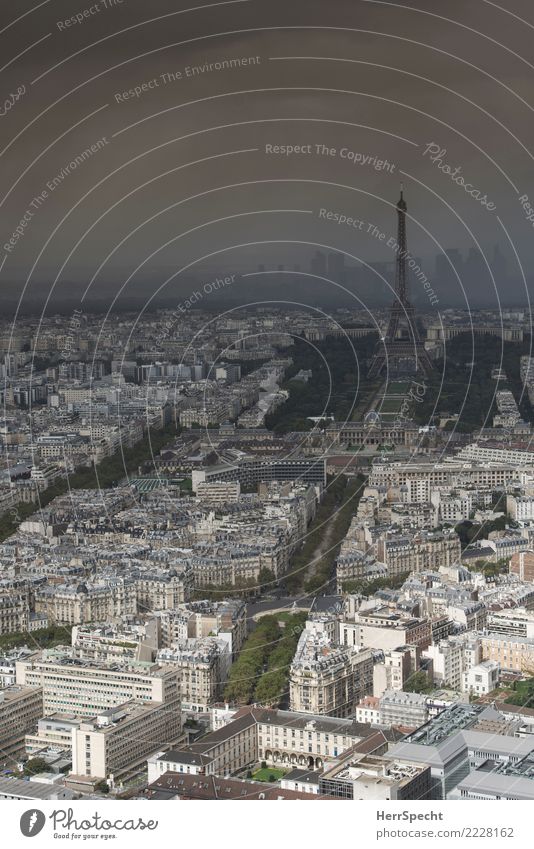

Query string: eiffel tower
368 187 433 378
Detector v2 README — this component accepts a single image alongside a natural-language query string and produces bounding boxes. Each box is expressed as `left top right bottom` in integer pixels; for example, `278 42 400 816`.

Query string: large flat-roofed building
25 714 81 756
16 654 180 717
320 752 431 800
449 754 534 800
0 685 43 762
340 608 432 652
71 700 182 782
192 457 326 492
150 710 258 778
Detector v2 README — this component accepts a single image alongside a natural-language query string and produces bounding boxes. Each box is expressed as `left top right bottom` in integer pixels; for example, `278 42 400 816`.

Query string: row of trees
284 475 364 594
224 613 307 706
303 476 366 595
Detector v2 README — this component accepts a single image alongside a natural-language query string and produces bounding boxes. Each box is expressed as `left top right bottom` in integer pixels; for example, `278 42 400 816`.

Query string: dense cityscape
2 283 534 803
2 1 534 842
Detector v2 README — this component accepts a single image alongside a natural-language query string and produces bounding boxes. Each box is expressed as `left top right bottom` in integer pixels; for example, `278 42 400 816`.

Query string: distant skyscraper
435 249 463 298
327 251 346 282
491 244 507 284
310 250 327 276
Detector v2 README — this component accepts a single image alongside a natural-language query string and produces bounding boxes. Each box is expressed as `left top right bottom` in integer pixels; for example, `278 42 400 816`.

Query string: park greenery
455 516 512 549
413 332 534 430
0 624 72 652
265 334 378 433
504 678 534 707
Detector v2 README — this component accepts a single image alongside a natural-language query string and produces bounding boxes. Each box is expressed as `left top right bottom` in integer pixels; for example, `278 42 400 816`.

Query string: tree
24 758 49 776
257 567 276 588
95 780 109 794
403 671 433 694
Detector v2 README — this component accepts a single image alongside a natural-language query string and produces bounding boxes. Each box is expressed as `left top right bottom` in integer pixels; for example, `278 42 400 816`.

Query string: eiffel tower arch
368 188 434 379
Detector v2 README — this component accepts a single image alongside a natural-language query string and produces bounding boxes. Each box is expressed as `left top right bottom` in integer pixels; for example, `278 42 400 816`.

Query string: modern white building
462 660 500 696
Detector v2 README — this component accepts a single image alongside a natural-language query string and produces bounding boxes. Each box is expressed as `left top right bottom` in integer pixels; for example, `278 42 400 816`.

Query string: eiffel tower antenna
367 188 433 378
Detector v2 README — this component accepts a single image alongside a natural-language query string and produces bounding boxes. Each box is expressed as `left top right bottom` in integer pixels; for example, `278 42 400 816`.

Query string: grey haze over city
1 0 534 314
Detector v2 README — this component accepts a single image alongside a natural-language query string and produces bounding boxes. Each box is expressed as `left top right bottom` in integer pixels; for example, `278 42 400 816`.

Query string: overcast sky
1 0 534 313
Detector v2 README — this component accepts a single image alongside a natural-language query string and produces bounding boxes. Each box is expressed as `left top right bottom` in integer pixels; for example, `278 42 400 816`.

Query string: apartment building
319 752 431 800
478 632 534 673
340 608 432 652
35 579 137 626
289 630 373 717
462 660 500 696
368 460 518 491
71 700 182 783
510 550 534 583
16 654 180 717
157 638 231 712
135 571 192 611
487 608 534 639
0 580 30 635
0 685 43 762
378 691 428 729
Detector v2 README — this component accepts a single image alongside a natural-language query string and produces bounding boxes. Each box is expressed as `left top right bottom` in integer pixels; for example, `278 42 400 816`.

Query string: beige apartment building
289 632 373 717
0 580 30 635
16 655 180 717
135 571 192 611
71 700 182 782
0 685 43 762
157 638 231 712
35 579 137 626
479 632 534 673
158 599 247 656
377 529 461 577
